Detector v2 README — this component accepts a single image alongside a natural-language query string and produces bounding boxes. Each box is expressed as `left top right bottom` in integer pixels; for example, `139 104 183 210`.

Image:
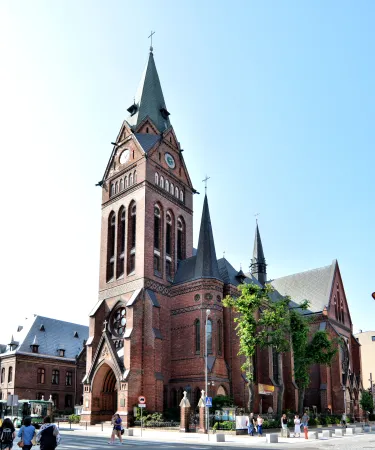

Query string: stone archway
91 363 118 422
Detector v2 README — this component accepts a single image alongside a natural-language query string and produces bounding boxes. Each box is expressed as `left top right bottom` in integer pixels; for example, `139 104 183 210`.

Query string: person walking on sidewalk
302 411 309 439
108 414 123 445
36 416 61 450
281 414 289 437
256 415 263 437
17 417 36 450
246 413 255 436
293 414 301 438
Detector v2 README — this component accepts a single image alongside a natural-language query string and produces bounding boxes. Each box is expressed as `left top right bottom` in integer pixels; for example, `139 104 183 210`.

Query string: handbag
17 426 24 447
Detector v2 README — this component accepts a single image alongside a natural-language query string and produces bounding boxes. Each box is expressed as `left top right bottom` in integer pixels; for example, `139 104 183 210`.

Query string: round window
112 307 126 336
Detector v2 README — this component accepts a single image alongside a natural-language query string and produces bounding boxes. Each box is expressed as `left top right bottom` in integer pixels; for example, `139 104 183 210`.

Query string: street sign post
138 396 146 437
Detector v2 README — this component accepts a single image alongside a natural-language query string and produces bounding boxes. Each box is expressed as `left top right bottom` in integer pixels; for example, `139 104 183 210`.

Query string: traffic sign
138 404 146 408
138 396 146 404
205 396 212 407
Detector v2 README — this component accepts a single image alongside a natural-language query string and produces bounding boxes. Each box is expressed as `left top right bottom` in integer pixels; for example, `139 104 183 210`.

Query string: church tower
250 222 267 285
82 47 194 426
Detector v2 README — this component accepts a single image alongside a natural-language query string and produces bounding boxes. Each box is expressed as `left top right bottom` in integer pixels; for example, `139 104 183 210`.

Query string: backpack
0 427 13 443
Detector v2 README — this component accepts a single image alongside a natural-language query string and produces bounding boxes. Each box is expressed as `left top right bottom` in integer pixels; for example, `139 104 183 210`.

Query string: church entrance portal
92 363 118 422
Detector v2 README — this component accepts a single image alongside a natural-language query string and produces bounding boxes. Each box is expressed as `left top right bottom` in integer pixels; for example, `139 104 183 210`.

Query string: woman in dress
108 414 123 445
36 416 61 450
294 414 301 438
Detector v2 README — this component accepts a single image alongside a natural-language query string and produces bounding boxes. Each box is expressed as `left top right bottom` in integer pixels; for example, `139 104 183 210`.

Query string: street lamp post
205 309 210 439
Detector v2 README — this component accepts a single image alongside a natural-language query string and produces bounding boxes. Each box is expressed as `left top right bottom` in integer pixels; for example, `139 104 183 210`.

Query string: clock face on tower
119 149 130 165
165 152 175 169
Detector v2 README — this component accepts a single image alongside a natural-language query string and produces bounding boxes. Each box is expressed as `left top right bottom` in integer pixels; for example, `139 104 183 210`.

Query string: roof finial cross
103 320 108 332
202 175 210 194
254 212 260 224
148 30 155 52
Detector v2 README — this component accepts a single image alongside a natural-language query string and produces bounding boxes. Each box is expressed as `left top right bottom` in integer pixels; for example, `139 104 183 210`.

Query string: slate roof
218 258 262 287
252 223 266 263
269 260 336 314
173 195 222 285
126 51 171 133
0 315 88 360
134 133 160 153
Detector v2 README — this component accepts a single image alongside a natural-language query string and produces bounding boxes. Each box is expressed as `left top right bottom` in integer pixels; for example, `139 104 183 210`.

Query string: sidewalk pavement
58 423 375 447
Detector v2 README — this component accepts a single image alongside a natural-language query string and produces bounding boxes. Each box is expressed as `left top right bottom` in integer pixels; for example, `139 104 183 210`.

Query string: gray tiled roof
218 258 262 287
126 51 171 133
134 133 160 153
270 260 336 313
0 315 88 360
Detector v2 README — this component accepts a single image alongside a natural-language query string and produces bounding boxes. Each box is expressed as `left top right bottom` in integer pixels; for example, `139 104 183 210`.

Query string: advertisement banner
258 384 274 395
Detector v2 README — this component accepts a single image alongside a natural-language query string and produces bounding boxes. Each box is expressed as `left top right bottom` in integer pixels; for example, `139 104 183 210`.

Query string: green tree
223 283 299 414
290 309 336 413
360 390 374 414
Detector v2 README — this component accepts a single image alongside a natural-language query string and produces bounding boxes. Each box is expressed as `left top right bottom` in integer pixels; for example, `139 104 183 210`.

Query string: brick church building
81 47 362 425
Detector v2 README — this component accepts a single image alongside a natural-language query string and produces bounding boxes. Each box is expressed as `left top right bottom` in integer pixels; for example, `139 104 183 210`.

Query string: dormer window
127 103 137 116
58 347 65 357
31 336 39 354
40 325 45 332
160 107 170 120
74 331 79 338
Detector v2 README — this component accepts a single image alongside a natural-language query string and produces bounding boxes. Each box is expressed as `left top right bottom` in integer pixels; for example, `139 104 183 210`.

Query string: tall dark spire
194 195 221 280
250 222 267 285
126 50 171 133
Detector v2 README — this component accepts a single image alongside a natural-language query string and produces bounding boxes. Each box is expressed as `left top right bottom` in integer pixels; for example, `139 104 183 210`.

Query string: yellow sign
258 384 274 395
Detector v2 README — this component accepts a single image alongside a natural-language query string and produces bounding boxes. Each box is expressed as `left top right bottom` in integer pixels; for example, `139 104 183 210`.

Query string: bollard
304 426 308 439
57 421 60 429
69 420 71 430
266 433 278 443
85 421 87 430
101 422 103 432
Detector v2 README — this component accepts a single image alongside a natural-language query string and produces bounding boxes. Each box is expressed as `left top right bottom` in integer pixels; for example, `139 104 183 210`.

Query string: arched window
116 207 126 278
65 394 73 408
52 369 59 385
37 368 45 384
155 173 159 185
175 186 179 198
194 387 201 406
119 178 124 191
160 176 164 189
195 319 200 354
115 181 118 194
165 212 174 279
7 367 12 383
129 173 133 185
217 320 222 355
165 180 169 192
154 205 162 275
180 190 184 202
206 319 212 354
127 203 136 274
171 389 177 408
110 183 115 197
106 212 116 282
1 368 5 383
170 183 174 195
177 217 186 261
134 171 137 183
125 176 128 188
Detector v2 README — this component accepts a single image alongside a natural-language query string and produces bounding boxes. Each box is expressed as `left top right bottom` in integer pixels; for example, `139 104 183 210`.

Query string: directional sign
138 404 146 408
138 396 146 404
205 396 212 407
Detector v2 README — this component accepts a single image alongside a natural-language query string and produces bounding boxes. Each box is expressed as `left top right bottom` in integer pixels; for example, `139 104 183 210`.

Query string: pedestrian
301 411 309 439
17 417 36 450
256 415 263 437
36 416 61 450
246 413 255 436
294 414 301 438
108 413 123 445
0 417 16 450
281 413 289 437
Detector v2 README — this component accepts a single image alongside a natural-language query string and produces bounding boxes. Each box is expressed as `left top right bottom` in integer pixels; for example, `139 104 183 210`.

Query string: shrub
68 414 80 424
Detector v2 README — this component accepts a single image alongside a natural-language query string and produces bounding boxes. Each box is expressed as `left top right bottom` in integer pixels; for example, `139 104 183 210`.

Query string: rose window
112 307 126 336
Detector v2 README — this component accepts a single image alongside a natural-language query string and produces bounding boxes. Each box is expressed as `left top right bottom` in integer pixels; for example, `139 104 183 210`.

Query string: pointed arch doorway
92 363 118 421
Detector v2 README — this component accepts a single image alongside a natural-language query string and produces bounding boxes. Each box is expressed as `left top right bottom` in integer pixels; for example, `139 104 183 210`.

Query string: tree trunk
248 382 255 412
277 353 284 415
298 387 305 414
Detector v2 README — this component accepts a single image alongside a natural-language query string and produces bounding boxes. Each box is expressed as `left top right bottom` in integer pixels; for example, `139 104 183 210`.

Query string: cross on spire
254 212 260 223
103 320 108 332
202 175 210 194
148 30 155 52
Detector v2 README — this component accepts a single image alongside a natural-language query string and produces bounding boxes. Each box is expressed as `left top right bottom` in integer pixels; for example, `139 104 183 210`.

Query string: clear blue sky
0 0 374 342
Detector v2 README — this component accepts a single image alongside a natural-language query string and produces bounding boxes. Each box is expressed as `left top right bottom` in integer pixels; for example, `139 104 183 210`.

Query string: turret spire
250 222 267 285
194 195 221 280
126 50 171 133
